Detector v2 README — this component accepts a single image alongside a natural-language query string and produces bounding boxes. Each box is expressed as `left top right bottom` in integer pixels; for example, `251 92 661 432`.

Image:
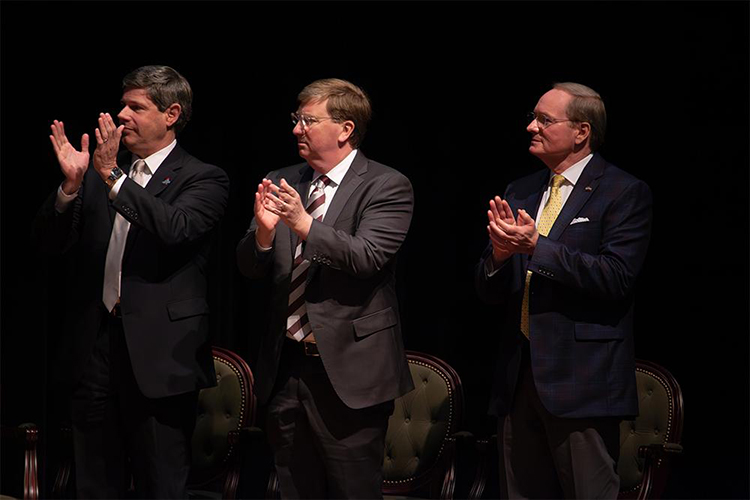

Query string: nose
117 105 130 123
527 118 540 134
293 121 305 137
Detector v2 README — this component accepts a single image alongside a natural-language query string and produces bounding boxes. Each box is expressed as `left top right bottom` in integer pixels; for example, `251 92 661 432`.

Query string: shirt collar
313 149 357 186
552 153 593 186
130 140 177 174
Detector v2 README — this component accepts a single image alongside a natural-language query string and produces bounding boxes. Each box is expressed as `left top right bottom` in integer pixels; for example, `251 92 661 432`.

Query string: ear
574 121 591 145
164 103 182 128
338 120 355 145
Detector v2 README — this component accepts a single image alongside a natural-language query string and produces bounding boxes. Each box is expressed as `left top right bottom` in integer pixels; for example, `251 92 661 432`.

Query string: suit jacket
33 145 230 399
475 153 652 419
237 151 415 410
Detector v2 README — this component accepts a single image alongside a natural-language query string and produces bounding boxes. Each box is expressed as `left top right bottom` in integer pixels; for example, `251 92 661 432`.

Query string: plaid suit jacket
476 153 652 418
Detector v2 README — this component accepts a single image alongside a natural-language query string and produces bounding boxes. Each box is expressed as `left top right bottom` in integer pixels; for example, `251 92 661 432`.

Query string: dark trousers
499 344 621 499
266 338 393 499
70 309 198 499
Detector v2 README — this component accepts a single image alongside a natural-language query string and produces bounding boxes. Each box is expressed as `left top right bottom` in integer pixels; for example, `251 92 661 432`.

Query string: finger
49 134 60 155
51 121 66 146
95 127 104 145
490 220 511 240
81 133 89 152
113 124 124 142
500 199 514 220
496 218 515 233
97 115 109 142
517 209 535 226
489 200 501 222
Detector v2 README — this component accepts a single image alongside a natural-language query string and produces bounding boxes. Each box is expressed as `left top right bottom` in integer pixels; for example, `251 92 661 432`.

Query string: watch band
105 166 124 190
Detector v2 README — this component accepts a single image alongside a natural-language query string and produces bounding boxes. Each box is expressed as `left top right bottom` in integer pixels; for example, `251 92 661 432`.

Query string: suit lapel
323 151 366 225
547 154 605 241
123 146 185 263
145 146 183 197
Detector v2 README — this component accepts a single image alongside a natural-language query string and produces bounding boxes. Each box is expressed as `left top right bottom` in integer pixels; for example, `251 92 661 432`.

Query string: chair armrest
638 442 684 461
1 423 40 500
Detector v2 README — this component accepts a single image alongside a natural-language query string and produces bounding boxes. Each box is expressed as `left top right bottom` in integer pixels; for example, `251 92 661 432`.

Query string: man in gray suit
237 78 414 498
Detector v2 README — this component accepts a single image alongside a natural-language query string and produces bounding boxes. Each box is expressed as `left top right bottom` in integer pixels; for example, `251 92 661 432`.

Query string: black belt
110 303 122 318
284 337 320 357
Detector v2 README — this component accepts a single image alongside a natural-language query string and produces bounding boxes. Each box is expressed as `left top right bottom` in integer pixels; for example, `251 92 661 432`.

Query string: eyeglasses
291 112 334 129
527 111 573 130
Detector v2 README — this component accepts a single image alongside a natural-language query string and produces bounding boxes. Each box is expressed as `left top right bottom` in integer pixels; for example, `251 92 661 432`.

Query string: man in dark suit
33 65 229 498
237 78 414 498
475 82 652 499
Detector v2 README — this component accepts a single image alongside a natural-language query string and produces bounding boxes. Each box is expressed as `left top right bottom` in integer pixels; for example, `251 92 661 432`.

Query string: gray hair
553 82 607 151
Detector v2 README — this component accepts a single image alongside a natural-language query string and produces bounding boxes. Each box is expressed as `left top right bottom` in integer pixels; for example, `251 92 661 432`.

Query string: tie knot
316 175 331 188
133 159 148 175
551 174 566 189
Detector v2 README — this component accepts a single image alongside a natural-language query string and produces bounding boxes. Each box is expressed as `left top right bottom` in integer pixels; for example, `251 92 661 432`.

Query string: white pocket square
570 217 590 225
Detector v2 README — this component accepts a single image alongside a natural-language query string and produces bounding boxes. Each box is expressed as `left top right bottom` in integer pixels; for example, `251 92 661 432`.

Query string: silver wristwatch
105 166 124 190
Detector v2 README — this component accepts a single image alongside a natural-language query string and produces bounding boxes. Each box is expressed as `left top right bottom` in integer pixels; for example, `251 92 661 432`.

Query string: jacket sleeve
31 171 90 256
113 164 229 248
302 171 414 279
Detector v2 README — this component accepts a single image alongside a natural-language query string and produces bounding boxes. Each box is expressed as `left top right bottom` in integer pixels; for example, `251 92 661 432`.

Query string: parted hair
553 82 607 152
122 65 193 134
298 78 372 148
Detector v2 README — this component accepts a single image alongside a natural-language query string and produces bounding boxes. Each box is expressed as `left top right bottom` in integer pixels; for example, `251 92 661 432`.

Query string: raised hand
92 112 124 181
487 196 516 263
254 178 281 248
264 178 313 240
49 120 89 195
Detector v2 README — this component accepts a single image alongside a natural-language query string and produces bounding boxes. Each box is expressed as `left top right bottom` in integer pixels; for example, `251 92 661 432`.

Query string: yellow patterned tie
520 174 566 338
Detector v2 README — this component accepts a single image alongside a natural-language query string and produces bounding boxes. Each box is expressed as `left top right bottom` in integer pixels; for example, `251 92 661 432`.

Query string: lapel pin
585 186 592 192
162 177 172 186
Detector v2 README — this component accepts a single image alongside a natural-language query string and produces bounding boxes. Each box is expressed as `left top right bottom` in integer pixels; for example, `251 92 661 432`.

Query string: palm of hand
58 143 89 178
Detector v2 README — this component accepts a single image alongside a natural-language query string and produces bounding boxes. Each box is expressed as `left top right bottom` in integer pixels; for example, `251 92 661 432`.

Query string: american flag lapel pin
162 177 172 186
584 186 592 192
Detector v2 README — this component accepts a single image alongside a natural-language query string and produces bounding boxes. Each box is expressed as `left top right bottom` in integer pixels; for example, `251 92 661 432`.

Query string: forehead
298 98 328 115
121 88 156 106
535 89 572 116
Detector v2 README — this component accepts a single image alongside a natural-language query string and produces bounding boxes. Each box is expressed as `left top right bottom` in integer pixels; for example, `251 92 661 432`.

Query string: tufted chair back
382 351 464 499
617 359 684 499
188 347 256 499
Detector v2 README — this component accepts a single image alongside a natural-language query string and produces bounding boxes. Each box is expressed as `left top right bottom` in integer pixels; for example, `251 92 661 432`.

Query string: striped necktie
286 175 331 341
520 174 566 338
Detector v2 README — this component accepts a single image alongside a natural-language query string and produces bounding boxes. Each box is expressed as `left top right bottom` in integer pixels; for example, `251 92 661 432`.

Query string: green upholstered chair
382 351 464 499
188 346 258 499
50 347 257 499
0 423 39 500
467 359 684 500
617 359 684 499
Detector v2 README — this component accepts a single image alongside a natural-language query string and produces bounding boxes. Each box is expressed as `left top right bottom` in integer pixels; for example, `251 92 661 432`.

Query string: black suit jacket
476 153 652 419
33 145 230 398
237 151 415 410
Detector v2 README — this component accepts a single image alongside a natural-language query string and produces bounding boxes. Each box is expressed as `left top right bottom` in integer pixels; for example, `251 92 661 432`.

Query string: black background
1 1 748 498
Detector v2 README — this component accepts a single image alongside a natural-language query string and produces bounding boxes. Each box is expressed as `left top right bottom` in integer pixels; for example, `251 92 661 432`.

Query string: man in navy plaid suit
475 82 652 499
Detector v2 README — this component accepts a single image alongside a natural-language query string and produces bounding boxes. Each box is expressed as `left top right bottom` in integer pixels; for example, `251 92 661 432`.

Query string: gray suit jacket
237 151 414 409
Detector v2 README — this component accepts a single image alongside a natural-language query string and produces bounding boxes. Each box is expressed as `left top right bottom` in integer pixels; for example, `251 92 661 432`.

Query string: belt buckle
303 342 320 357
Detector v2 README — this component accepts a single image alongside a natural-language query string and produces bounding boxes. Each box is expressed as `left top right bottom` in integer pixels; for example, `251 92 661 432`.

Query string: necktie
520 174 566 338
286 175 331 341
102 160 149 312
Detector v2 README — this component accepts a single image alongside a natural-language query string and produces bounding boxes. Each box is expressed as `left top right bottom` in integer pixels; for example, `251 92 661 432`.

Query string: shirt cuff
256 240 273 252
54 184 79 213
108 175 127 200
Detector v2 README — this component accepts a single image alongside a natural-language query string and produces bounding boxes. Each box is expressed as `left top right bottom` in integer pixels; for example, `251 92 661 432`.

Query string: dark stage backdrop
1 2 748 498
